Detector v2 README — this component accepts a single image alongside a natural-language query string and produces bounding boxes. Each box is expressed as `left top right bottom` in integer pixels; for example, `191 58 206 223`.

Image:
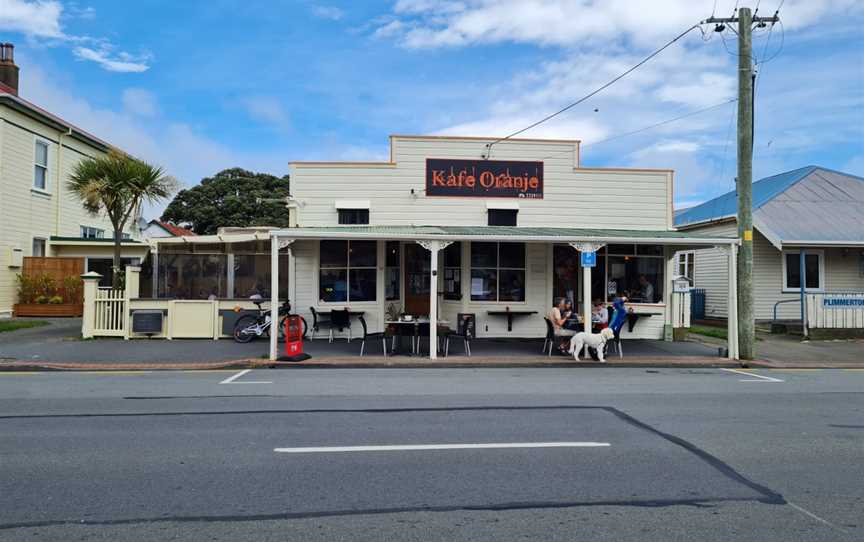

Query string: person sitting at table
592 299 609 328
548 297 576 353
638 275 655 303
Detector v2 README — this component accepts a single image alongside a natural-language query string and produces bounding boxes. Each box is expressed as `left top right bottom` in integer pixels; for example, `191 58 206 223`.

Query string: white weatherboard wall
686 219 864 321
288 136 677 340
0 105 134 316
291 136 673 230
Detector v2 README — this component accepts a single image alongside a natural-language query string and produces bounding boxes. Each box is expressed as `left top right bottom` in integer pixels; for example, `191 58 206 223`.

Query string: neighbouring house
141 219 197 239
0 43 148 314
675 166 864 329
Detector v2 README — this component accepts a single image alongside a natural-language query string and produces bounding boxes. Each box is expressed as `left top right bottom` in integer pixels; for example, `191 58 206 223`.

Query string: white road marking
218 369 271 385
274 442 611 453
722 368 784 383
786 501 847 534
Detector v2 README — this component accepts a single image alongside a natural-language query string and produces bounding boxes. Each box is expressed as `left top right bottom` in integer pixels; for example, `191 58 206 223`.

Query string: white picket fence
92 287 126 337
807 292 864 329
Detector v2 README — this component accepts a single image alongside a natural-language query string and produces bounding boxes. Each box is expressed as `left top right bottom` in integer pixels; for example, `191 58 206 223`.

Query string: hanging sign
580 251 596 267
426 159 543 199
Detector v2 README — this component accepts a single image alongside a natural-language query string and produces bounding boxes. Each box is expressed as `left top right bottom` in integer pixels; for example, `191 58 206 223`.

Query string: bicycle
232 295 308 343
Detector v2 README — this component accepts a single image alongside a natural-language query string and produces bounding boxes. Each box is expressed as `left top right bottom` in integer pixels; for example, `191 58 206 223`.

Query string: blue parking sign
581 251 596 267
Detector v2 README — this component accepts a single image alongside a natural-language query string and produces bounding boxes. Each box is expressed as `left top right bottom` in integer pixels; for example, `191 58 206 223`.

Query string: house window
385 241 400 301
319 240 377 303
34 140 49 191
32 238 46 257
338 209 369 225
81 226 105 239
488 209 518 226
783 250 824 292
443 242 462 300
676 251 696 286
470 242 526 302
114 232 131 240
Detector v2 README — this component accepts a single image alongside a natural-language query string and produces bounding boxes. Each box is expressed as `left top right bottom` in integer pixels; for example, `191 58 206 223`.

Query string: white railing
92 287 126 336
807 292 864 329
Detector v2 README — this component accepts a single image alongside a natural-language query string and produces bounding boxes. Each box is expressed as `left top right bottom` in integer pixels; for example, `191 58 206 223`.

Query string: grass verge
689 325 728 340
0 320 50 333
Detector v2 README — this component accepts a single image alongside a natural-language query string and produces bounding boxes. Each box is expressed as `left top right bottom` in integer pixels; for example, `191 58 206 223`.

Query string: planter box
13 303 83 317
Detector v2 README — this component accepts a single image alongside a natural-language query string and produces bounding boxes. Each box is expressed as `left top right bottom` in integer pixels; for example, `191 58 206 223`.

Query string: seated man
591 299 609 329
548 297 576 353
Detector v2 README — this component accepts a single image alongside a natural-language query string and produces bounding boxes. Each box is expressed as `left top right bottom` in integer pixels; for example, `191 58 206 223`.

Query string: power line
538 98 738 161
482 23 702 157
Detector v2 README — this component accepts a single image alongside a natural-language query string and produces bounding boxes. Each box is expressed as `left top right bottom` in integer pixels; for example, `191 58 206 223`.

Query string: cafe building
264 135 740 360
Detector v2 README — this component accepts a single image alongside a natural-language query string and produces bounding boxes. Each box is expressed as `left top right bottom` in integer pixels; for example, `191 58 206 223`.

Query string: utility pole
705 7 778 361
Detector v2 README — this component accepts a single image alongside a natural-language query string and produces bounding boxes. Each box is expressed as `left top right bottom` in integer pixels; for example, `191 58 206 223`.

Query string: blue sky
2 0 862 218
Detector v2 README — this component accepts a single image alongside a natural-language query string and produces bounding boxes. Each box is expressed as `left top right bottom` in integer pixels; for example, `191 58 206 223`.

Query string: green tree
70 151 176 287
160 168 290 235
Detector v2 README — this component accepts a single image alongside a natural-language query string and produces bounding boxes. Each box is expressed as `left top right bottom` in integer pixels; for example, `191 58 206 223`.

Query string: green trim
49 236 144 244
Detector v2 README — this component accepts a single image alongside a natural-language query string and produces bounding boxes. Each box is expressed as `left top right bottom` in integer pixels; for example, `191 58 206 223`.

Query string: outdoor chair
329 309 351 343
309 307 332 340
357 315 387 357
415 322 431 355
608 307 625 359
437 325 451 358
543 317 556 356
452 313 475 357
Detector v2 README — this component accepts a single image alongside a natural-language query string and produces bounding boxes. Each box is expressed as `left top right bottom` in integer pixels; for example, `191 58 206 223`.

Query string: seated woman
591 299 609 330
547 297 576 353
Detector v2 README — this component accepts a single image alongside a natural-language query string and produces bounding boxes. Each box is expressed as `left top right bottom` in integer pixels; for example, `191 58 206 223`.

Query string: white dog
567 327 615 362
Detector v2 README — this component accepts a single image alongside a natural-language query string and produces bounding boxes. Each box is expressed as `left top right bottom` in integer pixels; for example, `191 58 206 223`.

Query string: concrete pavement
0 367 862 541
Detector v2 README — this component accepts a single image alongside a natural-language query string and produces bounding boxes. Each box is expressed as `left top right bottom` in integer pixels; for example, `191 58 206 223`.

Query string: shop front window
470 242 525 302
607 249 664 303
319 240 377 303
443 242 462 300
156 254 227 298
233 253 290 299
385 241 400 301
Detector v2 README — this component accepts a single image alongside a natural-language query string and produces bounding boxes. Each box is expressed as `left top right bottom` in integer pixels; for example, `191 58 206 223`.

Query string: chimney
0 43 20 95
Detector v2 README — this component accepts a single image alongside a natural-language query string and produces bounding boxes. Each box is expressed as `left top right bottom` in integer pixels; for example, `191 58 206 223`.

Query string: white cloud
241 96 290 129
122 88 158 117
311 5 344 20
72 46 150 72
376 0 864 49
0 0 65 38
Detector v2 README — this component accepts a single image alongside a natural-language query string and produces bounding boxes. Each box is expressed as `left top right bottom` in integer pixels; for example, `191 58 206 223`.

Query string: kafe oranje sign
426 158 543 199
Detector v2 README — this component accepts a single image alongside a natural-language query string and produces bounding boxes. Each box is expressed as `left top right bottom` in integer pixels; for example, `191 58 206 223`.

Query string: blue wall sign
822 297 864 308
581 251 596 267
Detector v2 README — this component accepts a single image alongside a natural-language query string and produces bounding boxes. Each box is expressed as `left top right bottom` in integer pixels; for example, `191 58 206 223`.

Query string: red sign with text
426 159 543 199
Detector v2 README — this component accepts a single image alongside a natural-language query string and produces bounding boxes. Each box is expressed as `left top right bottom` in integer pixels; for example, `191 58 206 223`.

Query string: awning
270 225 738 246
150 231 272 245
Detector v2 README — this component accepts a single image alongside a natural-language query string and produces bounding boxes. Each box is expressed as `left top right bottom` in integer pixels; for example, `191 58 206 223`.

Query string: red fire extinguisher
281 315 310 362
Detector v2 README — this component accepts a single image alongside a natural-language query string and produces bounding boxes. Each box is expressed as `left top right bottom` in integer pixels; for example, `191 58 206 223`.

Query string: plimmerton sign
426 159 543 198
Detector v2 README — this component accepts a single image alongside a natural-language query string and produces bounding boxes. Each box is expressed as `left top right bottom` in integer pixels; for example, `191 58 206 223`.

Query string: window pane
385 241 400 267
498 269 526 301
319 269 347 302
805 254 820 289
34 166 46 189
785 253 801 289
349 241 377 267
553 245 578 304
234 254 290 299
320 240 348 267
637 245 664 256
443 267 461 300
608 244 636 255
157 254 227 299
499 242 525 268
32 239 45 257
338 209 369 225
349 268 377 302
35 142 48 166
607 256 663 302
470 269 497 301
471 242 497 268
443 242 461 267
488 209 517 226
385 267 400 301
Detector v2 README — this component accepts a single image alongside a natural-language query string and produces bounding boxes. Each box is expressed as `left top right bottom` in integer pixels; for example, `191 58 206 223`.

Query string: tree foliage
160 168 291 235
69 151 176 287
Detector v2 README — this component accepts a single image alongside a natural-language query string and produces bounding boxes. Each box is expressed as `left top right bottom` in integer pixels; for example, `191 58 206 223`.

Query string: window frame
33 138 51 193
32 237 47 257
487 209 518 226
781 249 825 293
443 242 462 301
80 226 106 239
337 209 370 225
469 242 527 303
676 250 696 287
317 240 378 304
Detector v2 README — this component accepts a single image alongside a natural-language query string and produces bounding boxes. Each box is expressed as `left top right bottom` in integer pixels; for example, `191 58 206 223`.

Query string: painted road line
275 442 611 453
219 369 271 385
722 368 784 383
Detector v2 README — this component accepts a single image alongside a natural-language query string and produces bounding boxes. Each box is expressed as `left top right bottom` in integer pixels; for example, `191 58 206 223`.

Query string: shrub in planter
63 276 84 304
35 295 49 304
49 295 65 304
16 274 36 304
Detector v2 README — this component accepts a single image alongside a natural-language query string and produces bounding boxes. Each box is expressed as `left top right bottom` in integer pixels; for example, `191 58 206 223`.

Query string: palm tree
70 151 176 287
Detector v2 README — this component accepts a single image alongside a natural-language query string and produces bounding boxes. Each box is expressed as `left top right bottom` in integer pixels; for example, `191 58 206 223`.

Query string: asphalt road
1 367 862 541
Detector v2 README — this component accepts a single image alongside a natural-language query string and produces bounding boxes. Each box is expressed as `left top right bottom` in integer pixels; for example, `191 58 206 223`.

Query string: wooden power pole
705 7 778 361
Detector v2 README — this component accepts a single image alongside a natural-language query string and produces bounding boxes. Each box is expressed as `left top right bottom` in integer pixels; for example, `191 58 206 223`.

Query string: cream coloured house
0 44 146 316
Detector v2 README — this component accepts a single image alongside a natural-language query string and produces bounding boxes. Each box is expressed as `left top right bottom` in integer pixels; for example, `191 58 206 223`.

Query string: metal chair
451 313 475 357
357 315 387 357
329 309 351 343
543 317 556 356
309 307 331 340
609 305 626 359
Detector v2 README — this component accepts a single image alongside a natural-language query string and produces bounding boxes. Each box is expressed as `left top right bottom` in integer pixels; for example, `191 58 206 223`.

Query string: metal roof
270 225 737 246
675 167 864 247
675 166 818 227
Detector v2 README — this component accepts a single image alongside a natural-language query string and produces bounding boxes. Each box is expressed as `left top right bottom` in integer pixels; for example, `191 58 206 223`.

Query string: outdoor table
385 320 450 355
626 312 663 333
486 310 538 332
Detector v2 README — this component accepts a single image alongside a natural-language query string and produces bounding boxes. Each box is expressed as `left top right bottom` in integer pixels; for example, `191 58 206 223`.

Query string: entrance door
404 243 430 316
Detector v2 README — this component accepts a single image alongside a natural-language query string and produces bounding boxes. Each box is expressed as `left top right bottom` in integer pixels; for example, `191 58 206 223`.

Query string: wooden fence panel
22 257 85 302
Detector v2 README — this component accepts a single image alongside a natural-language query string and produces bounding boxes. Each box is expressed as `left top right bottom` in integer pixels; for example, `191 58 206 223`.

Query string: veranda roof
270 225 737 246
